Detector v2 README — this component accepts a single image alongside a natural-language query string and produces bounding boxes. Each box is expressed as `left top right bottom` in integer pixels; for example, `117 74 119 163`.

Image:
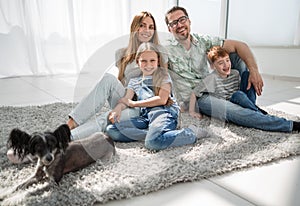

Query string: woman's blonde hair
135 42 174 106
118 11 159 84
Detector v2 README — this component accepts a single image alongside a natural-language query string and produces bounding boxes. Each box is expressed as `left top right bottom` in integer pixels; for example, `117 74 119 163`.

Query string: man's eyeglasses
168 16 189 28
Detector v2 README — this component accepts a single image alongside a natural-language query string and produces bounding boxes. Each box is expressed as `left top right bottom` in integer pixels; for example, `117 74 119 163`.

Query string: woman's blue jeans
69 73 139 140
106 106 196 150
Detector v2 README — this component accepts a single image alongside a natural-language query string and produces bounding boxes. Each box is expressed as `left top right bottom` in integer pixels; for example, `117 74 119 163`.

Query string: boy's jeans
230 71 259 112
197 53 292 132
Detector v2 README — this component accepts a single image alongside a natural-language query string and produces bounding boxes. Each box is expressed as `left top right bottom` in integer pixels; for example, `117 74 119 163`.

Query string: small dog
7 124 115 190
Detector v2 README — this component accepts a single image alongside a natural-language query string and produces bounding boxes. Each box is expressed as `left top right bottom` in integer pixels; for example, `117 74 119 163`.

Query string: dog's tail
7 128 31 160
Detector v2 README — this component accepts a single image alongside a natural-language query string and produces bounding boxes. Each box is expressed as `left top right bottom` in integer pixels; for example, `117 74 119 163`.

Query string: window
179 0 300 46
228 0 300 46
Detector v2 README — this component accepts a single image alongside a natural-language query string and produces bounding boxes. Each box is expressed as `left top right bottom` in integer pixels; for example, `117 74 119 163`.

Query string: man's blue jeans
197 53 293 132
106 106 196 150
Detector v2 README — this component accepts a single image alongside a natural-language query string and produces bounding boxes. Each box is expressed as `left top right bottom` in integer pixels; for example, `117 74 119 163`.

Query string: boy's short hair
207 46 229 63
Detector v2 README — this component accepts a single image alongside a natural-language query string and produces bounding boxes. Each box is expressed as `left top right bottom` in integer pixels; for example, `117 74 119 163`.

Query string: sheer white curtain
0 0 175 78
0 0 130 78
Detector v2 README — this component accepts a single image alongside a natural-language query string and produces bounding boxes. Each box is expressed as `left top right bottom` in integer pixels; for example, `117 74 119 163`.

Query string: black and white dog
7 124 115 190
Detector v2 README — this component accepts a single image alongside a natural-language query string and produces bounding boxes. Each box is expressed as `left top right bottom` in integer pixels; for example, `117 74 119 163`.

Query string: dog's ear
7 128 31 160
53 124 71 151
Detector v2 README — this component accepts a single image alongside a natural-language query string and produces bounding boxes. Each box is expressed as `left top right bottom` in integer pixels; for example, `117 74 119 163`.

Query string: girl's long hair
135 42 174 106
118 11 159 84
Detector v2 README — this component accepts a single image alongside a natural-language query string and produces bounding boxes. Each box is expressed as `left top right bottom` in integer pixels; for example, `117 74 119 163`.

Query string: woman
68 11 168 140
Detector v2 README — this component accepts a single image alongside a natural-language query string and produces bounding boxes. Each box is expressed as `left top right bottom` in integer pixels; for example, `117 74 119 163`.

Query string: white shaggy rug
0 102 300 206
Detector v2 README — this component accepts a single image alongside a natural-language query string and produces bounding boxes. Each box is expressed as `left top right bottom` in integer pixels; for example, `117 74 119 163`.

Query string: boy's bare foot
67 117 78 130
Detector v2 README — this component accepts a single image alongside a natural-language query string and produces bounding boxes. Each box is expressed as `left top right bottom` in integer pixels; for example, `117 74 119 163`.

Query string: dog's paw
15 177 39 191
15 182 28 191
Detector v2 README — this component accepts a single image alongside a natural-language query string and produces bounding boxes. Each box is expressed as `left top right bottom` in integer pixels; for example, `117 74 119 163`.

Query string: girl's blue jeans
106 106 196 150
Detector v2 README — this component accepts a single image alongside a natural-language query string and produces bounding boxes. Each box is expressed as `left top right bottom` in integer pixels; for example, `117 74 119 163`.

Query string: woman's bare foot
7 149 37 164
67 117 78 130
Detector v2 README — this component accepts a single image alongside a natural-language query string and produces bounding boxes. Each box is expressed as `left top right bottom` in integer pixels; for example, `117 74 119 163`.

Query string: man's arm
222 39 264 96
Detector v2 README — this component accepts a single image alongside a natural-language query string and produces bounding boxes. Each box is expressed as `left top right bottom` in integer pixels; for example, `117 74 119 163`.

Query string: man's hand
248 70 264 96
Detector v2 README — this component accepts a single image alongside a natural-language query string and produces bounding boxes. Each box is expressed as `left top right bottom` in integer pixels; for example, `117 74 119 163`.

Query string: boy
189 46 266 119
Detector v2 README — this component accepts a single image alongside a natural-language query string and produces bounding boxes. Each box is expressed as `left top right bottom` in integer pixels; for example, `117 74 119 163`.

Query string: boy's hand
189 111 203 120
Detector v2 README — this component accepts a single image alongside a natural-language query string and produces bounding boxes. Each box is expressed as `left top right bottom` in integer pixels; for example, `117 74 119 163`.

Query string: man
164 6 264 123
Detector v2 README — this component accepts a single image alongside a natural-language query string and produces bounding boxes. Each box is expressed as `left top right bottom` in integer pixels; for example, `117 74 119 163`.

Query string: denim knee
145 138 166 151
106 124 133 142
230 91 244 102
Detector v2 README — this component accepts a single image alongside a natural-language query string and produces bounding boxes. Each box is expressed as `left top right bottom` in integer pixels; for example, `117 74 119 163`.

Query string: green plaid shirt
166 33 224 107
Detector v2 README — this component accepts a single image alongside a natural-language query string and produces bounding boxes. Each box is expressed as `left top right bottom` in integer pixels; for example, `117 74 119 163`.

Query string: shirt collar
168 33 199 47
190 34 199 46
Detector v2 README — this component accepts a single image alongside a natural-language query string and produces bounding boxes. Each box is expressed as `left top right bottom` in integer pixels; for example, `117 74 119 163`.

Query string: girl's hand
108 107 122 123
189 111 203 120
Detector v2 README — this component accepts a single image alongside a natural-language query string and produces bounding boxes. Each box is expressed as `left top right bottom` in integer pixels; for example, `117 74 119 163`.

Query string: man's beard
175 27 189 41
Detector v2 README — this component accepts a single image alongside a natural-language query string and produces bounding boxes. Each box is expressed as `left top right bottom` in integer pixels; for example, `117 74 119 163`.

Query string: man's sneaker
188 125 209 139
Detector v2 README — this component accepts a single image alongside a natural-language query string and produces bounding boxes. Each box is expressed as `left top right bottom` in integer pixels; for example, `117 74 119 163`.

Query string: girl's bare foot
67 117 78 130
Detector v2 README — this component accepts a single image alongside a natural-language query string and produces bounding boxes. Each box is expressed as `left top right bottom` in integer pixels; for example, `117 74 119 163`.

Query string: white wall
252 47 300 78
179 0 300 78
228 0 300 78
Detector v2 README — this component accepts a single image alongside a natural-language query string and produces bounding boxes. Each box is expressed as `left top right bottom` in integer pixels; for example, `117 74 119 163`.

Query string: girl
106 42 203 151
67 11 168 140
